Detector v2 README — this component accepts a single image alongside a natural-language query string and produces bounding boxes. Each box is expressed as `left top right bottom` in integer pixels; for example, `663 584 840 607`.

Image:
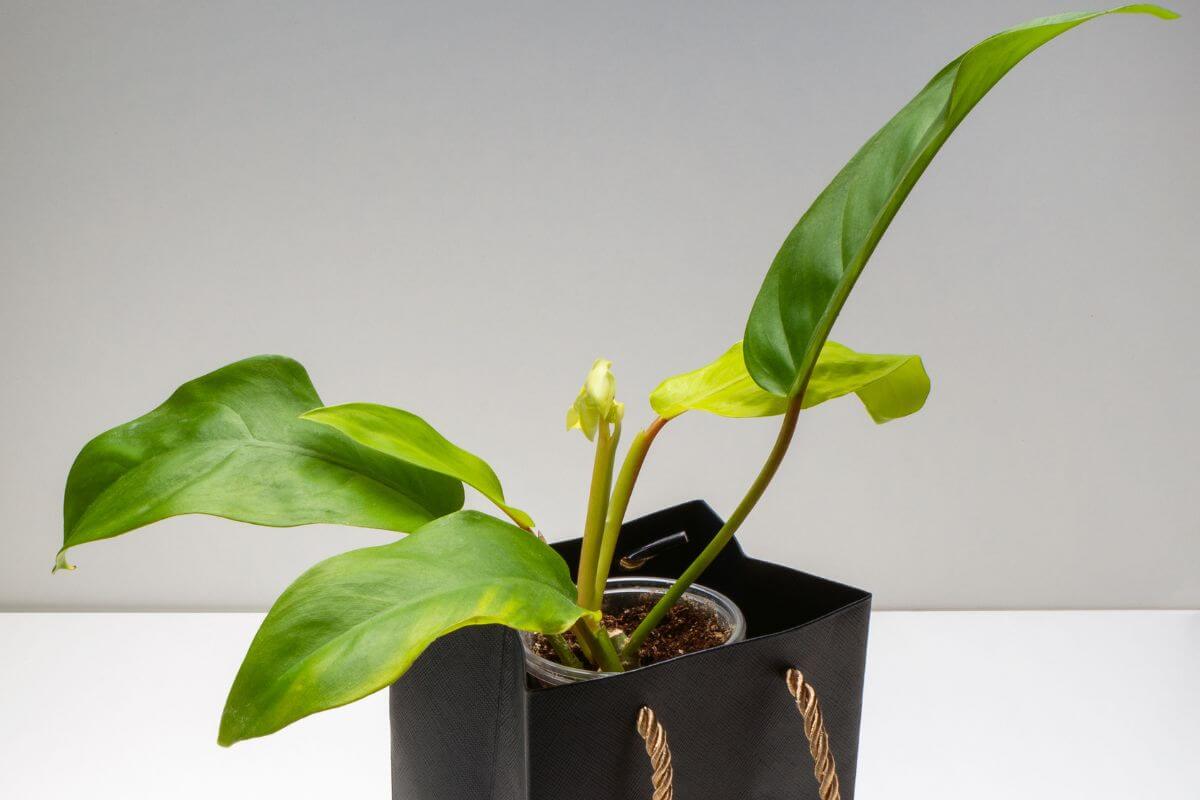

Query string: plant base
389 500 871 799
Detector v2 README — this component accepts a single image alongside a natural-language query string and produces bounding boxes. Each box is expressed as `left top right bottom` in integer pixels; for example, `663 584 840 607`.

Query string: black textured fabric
389 625 528 798
390 500 871 800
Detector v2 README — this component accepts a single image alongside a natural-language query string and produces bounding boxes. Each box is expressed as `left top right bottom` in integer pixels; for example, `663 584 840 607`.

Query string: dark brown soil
530 593 731 669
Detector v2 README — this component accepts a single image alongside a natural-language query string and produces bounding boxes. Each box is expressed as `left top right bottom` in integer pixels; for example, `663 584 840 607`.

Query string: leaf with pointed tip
301 403 534 529
744 5 1177 397
59 356 464 569
218 511 591 745
651 340 929 423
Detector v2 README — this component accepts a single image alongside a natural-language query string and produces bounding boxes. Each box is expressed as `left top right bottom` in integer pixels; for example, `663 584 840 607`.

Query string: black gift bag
389 500 871 799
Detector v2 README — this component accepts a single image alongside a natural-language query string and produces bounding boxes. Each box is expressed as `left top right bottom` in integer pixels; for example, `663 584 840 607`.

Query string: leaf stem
576 420 620 610
572 620 624 672
547 632 582 669
621 395 803 660
504 508 534 532
592 416 669 601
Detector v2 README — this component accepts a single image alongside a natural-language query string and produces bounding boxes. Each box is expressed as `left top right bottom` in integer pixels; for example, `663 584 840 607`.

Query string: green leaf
744 5 1177 397
650 340 929 424
807 342 930 423
651 342 786 420
218 510 591 745
59 356 464 569
301 402 535 529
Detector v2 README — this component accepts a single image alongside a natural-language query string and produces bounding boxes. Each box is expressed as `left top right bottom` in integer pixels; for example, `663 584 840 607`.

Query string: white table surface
2 611 1196 798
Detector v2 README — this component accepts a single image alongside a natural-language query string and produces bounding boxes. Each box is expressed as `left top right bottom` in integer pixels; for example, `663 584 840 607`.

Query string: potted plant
57 6 1176 799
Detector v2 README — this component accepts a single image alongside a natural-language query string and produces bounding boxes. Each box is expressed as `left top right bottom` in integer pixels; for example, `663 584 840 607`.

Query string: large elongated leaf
301 402 534 529
218 511 590 745
744 5 1177 397
59 356 464 569
650 340 929 423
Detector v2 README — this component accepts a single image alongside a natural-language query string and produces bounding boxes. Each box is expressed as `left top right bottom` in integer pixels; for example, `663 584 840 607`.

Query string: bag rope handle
786 668 841 800
636 668 840 800
636 706 675 800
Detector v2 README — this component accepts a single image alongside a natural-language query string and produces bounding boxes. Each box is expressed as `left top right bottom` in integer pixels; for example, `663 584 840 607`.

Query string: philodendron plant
58 7 1175 746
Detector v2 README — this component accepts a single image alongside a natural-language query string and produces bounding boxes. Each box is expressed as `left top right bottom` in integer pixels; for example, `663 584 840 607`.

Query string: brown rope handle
636 706 675 800
636 668 839 800
786 668 841 800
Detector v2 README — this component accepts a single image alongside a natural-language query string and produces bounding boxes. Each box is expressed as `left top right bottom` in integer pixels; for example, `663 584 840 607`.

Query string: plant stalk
547 632 583 669
592 416 668 601
576 420 619 610
621 395 803 660
572 620 624 672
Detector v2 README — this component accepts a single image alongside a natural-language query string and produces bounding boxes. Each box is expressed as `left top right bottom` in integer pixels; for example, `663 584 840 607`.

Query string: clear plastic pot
522 576 746 686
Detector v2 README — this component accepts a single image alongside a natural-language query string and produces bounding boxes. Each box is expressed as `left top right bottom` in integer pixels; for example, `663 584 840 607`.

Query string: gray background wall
2 1 1196 611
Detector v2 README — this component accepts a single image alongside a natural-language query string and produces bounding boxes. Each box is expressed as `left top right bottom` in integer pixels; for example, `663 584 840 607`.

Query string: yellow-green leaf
302 403 534 529
218 511 590 746
807 342 931 423
59 356 464 570
651 342 787 420
650 340 929 424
